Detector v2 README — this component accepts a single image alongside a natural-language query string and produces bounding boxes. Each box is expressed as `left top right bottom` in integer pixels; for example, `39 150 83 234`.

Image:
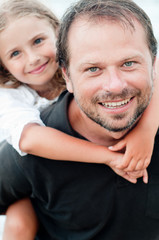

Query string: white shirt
0 84 56 156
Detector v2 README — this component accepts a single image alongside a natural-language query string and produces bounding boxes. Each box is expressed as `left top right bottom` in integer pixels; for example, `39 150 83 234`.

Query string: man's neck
68 98 129 147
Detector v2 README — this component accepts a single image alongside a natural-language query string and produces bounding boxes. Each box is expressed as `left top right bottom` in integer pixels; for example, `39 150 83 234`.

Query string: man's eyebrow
77 54 144 69
78 61 102 69
121 54 144 62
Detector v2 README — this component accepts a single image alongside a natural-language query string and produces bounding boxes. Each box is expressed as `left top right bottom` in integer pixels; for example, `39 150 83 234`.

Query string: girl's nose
27 50 40 66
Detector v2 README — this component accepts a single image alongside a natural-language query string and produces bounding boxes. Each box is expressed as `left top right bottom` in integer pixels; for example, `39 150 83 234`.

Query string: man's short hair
57 0 158 70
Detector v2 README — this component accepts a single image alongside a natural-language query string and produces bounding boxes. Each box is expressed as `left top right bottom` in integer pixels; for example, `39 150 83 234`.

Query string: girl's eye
34 38 43 45
89 67 99 72
11 51 20 58
123 61 134 67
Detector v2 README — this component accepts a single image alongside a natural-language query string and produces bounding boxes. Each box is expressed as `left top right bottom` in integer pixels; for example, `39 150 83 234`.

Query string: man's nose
103 68 126 93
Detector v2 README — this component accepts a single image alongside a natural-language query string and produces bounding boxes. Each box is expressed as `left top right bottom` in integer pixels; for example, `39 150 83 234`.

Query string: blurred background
0 0 159 238
45 0 159 45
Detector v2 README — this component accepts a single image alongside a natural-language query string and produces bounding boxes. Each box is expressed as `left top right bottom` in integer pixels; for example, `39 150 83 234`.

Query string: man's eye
123 61 134 67
34 38 43 45
89 67 99 72
11 51 20 58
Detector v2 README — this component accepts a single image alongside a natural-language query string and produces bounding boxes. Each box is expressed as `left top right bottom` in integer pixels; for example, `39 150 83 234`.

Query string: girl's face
0 16 59 91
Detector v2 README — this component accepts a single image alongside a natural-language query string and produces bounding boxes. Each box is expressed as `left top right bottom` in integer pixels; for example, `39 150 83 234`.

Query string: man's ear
152 57 159 80
154 57 159 78
62 67 73 93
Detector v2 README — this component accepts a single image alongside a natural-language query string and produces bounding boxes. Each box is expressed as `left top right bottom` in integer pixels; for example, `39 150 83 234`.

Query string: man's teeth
101 98 131 109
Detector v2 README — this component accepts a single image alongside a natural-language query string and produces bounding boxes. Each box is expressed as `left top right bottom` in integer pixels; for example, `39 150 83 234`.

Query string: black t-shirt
0 91 159 240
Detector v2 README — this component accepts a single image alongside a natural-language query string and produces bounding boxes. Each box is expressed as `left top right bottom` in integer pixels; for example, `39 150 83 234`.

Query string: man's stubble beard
73 84 153 133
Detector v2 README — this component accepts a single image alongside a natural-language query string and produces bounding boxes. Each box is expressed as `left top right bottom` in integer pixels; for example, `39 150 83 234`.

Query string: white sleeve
0 86 45 156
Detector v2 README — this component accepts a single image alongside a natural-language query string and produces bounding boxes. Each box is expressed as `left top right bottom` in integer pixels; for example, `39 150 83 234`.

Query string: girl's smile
0 16 58 91
28 60 49 74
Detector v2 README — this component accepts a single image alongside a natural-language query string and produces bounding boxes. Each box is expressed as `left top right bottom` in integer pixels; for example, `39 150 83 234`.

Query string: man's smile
100 97 134 109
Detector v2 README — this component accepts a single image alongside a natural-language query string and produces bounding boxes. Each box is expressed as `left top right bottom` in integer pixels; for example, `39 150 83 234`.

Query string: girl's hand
127 169 148 184
111 166 148 184
103 150 144 183
110 166 138 184
108 128 154 173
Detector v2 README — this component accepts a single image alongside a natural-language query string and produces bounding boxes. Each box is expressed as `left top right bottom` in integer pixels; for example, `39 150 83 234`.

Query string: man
0 0 158 239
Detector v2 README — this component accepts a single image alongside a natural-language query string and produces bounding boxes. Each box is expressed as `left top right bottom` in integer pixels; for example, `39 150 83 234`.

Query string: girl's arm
20 123 140 184
20 122 120 163
109 58 159 173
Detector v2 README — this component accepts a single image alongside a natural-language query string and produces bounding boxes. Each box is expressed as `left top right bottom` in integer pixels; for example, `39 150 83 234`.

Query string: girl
0 0 158 239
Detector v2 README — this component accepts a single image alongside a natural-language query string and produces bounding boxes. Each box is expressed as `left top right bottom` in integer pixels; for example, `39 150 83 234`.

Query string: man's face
63 18 155 132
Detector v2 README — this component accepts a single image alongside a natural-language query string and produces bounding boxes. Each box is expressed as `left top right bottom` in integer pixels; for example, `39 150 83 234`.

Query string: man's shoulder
40 90 72 129
0 140 26 176
0 141 17 157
